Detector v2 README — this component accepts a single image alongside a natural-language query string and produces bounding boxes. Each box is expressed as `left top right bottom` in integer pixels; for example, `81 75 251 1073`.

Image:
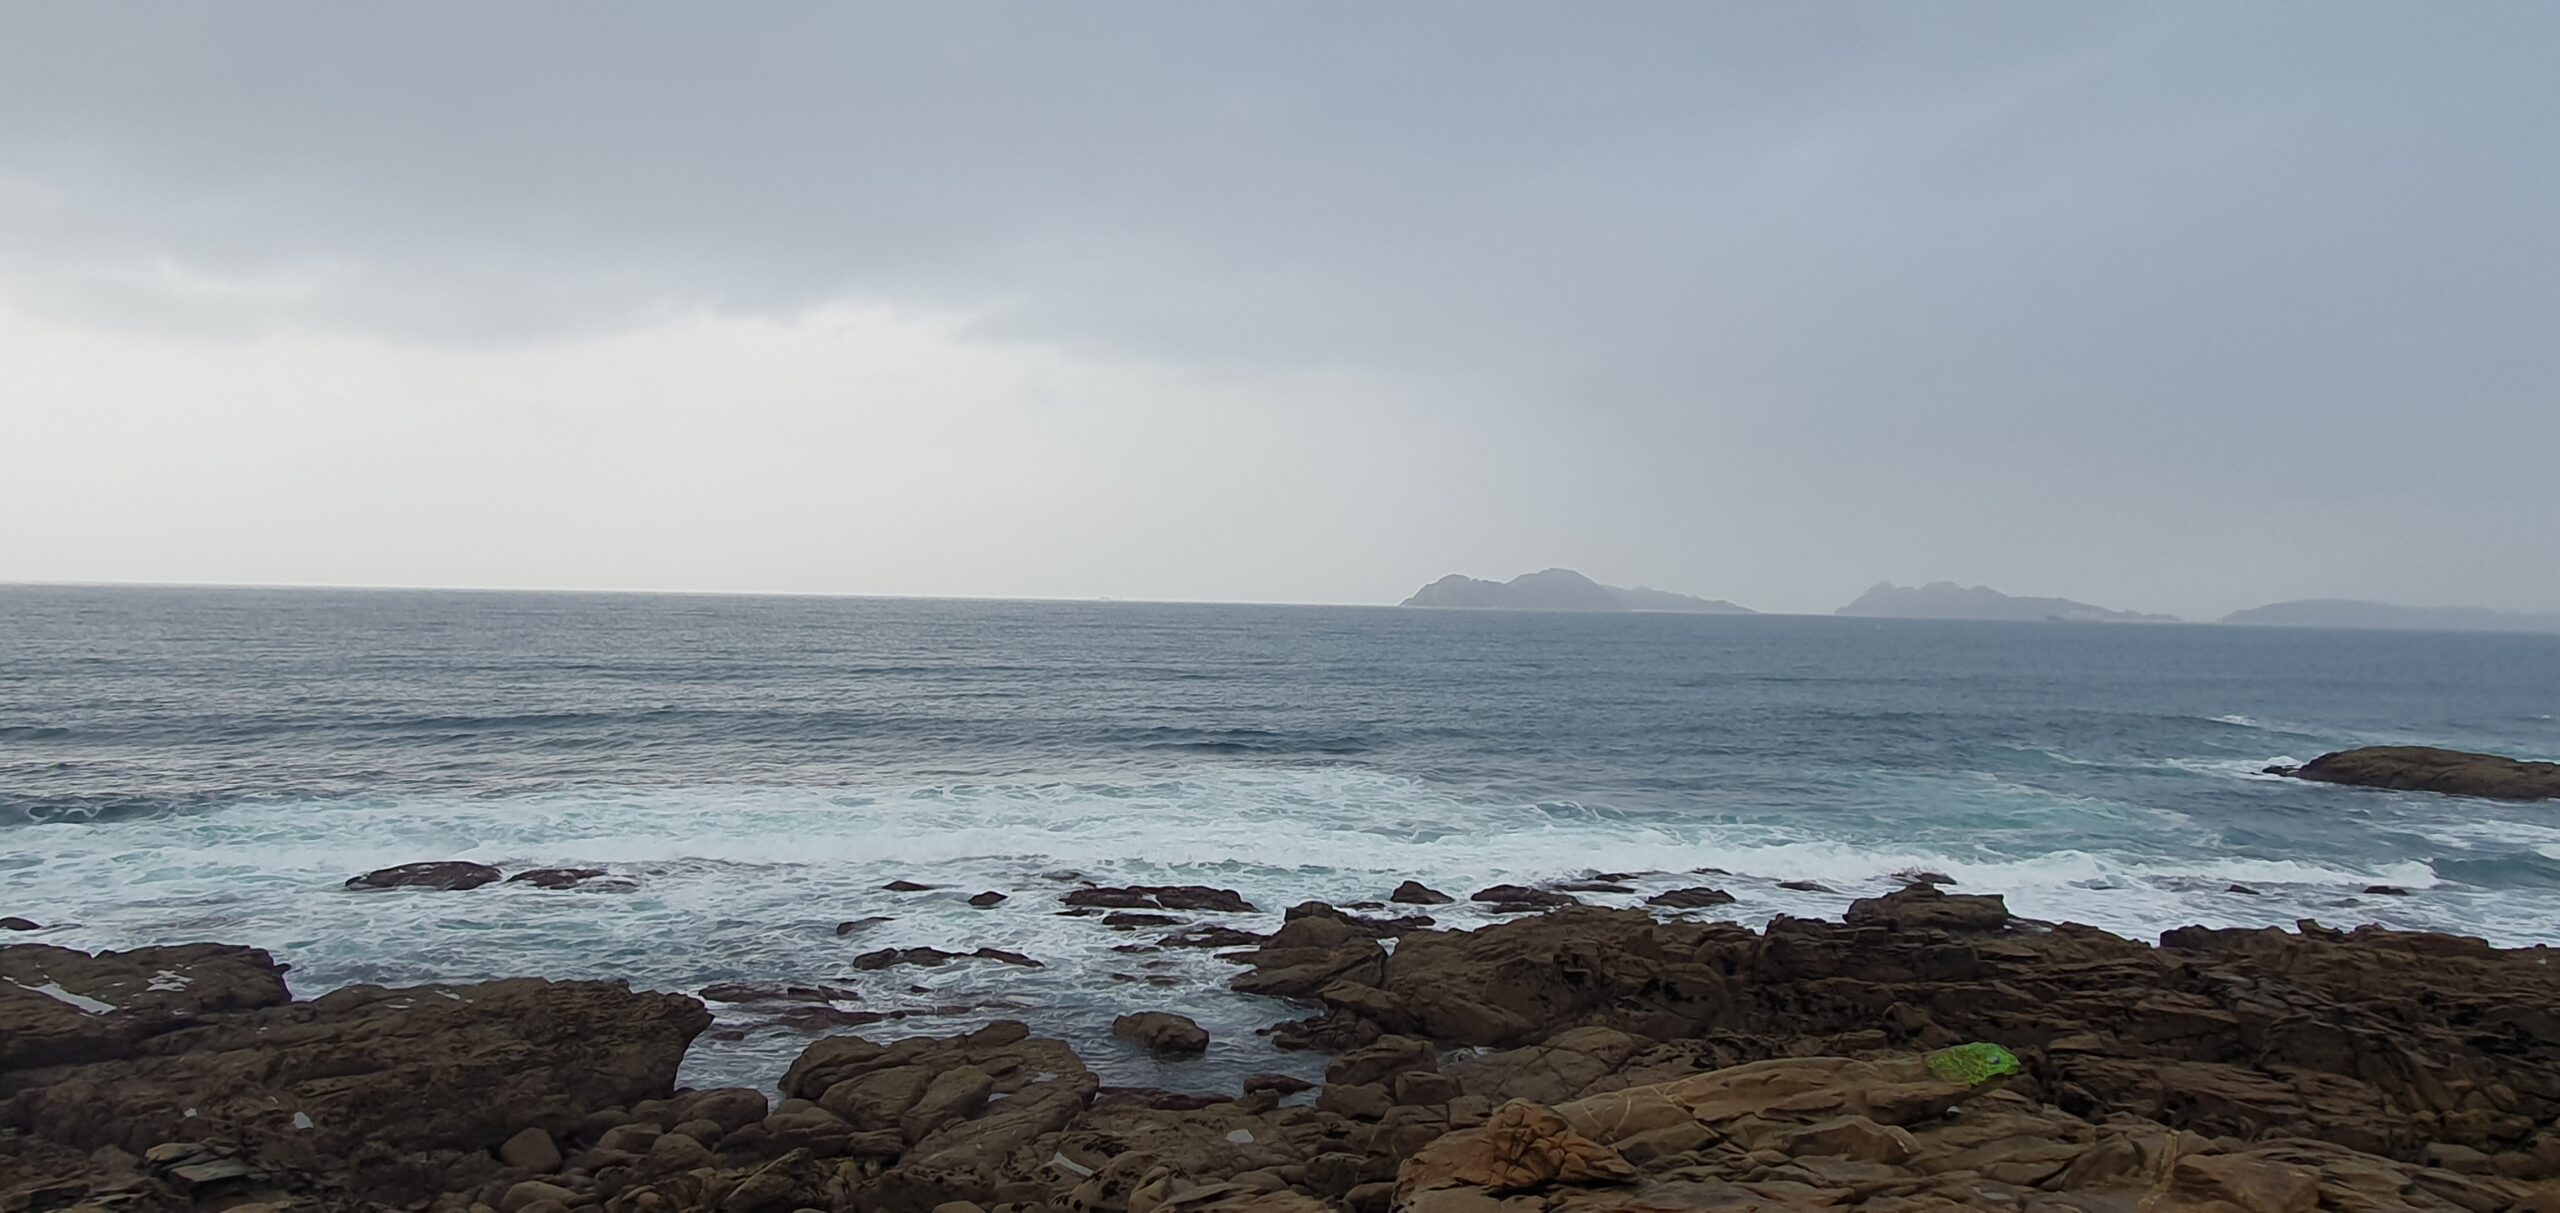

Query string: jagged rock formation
8 885 2560 1212
1836 581 2177 622
2271 745 2560 801
1400 570 1753 614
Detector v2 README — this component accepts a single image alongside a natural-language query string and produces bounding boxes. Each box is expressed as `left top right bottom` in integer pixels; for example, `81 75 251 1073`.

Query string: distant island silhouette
1835 581 2177 623
2221 599 2560 634
1400 568 1754 613
1396 572 2557 633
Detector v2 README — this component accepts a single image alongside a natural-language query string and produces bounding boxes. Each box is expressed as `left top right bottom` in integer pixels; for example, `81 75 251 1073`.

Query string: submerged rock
967 890 1008 907
0 917 40 931
505 867 621 890
854 946 1044 971
344 860 502 891
1642 886 1735 909
1064 884 1257 913
2272 744 2560 801
1468 884 1579 910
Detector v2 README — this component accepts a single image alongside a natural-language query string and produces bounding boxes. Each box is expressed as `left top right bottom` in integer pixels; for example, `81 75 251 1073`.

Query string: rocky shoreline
8 883 2560 1213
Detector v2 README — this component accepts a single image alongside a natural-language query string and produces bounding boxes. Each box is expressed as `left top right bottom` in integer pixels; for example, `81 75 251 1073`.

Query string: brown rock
1391 881 1455 905
1064 885 1257 912
0 946 704 1206
2277 745 2560 801
0 917 42 931
1114 1011 1210 1056
1641 887 1734 909
884 880 940 892
500 1180 579 1213
1841 883 2010 931
498 1126 561 1172
1242 1072 1316 1096
1326 1035 1437 1087
1396 1099 1637 1195
968 891 1007 907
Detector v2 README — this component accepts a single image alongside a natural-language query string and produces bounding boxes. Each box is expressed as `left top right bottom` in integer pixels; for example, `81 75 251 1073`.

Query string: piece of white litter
1225 1129 1254 1144
184 1109 197 1118
292 1112 313 1130
9 979 117 1015
148 970 193 992
1050 1152 1094 1177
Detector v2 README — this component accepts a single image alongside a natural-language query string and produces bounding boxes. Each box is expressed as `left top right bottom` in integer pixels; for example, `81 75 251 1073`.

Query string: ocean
5 584 2557 1090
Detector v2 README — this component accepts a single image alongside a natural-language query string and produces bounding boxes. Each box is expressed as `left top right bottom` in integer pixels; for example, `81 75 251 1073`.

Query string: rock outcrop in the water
12 885 2560 1211
2272 745 2560 801
345 861 504 891
1401 569 1753 614
1836 580 2177 622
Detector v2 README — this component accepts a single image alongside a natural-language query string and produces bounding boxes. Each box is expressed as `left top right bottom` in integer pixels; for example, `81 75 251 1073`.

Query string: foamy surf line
8 769 2558 1088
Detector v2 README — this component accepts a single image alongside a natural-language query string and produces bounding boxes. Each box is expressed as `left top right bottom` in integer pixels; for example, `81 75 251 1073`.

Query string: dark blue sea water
5 585 2557 1086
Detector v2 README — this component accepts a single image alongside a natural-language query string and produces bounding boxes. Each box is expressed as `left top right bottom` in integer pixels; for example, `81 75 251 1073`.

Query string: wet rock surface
1113 1011 1211 1057
2272 744 2560 801
11 882 2560 1211
345 861 503 891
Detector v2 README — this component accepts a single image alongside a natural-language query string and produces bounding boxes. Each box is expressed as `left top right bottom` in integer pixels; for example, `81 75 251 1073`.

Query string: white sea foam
10 766 2554 1089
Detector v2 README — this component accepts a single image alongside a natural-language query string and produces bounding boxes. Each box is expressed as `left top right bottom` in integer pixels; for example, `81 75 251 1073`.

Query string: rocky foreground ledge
8 886 2560 1213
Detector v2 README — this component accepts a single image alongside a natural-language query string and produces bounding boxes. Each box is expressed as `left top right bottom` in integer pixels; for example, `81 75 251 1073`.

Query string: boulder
345 861 502 891
498 1126 562 1171
967 891 1007 907
1113 1011 1211 1057
1841 884 2010 932
0 917 41 931
2273 745 2560 801
1228 914 1388 998
1389 881 1454 906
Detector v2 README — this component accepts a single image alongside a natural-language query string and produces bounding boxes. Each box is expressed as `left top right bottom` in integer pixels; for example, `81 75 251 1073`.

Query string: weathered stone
1114 1012 1211 1056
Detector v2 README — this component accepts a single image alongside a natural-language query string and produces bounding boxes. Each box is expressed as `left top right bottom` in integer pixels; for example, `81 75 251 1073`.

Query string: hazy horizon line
8 574 2558 624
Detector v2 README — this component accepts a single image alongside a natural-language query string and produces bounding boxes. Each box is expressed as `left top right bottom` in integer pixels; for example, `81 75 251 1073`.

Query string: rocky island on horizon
1400 569 1754 614
1835 581 2179 624
2221 598 2560 635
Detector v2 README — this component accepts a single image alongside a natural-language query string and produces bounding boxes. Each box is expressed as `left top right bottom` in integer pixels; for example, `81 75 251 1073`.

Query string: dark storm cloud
2 3 2555 612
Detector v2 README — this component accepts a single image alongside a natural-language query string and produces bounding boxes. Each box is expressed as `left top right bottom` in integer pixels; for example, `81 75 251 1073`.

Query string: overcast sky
3 3 2553 617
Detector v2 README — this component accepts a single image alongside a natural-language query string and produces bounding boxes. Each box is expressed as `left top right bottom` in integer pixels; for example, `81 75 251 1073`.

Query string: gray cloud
2 2 2554 614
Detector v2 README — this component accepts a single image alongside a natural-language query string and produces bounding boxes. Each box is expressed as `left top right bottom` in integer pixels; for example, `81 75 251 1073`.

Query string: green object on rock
1924 1042 2021 1085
